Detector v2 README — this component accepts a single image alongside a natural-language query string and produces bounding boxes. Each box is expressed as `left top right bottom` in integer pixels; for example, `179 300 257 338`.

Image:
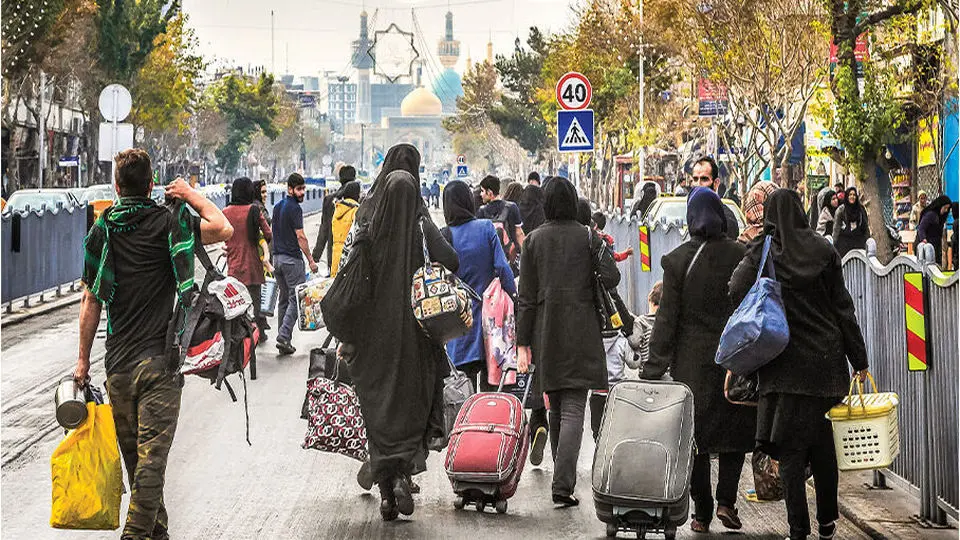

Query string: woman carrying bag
729 189 868 540
640 187 754 534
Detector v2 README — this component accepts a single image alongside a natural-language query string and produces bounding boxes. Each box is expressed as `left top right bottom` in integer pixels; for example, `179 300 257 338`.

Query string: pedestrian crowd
68 144 950 540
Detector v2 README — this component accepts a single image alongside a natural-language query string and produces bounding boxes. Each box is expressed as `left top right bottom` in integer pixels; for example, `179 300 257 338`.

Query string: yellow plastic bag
50 402 123 530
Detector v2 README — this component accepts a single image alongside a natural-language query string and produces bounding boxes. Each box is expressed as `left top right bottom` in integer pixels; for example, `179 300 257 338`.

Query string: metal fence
1 184 329 306
1 205 88 304
604 212 958 523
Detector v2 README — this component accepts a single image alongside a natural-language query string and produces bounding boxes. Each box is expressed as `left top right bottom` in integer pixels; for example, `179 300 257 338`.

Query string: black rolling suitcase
591 380 695 539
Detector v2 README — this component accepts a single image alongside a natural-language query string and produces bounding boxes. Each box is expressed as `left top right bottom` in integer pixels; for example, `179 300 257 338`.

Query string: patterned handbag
297 277 335 331
301 363 368 462
411 219 479 344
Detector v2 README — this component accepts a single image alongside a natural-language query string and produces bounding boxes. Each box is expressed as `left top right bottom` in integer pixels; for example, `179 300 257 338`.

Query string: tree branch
854 1 924 36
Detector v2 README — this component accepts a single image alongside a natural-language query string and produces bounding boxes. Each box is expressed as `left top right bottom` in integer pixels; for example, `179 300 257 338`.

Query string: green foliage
444 61 499 135
132 12 205 134
212 73 283 174
490 28 551 156
1 0 68 77
96 0 180 81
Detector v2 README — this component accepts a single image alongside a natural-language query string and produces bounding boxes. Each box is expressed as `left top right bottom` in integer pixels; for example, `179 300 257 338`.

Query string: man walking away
527 171 541 187
74 149 233 540
477 175 525 270
430 179 441 209
314 166 356 273
691 157 739 240
273 173 319 355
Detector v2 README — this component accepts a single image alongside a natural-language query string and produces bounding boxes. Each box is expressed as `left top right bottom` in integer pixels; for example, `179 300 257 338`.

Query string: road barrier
604 211 958 525
1 183 331 307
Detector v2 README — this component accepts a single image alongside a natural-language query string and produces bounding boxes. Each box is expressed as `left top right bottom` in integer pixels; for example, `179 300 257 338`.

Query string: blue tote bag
715 236 790 375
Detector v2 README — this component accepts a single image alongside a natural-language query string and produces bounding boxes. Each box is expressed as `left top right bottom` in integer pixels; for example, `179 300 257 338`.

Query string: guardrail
1 184 330 308
604 212 958 525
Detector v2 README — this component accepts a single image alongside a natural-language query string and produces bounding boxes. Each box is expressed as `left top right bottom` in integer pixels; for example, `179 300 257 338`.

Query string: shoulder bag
301 357 368 462
319 221 374 344
411 219 480 344
715 235 790 376
590 228 623 336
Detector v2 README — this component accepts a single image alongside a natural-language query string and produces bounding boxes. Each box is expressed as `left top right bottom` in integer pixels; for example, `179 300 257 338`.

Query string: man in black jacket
314 165 356 273
692 157 739 239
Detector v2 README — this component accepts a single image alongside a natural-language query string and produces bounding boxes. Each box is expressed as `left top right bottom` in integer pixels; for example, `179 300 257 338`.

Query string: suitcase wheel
475 501 486 513
453 495 465 510
663 524 677 540
495 499 508 514
605 523 618 537
636 526 647 539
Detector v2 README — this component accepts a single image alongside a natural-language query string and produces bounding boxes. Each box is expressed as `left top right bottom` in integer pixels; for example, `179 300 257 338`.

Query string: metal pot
54 376 88 429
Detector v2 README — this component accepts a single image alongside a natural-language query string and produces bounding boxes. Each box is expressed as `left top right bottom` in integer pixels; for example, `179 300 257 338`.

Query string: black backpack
166 230 258 443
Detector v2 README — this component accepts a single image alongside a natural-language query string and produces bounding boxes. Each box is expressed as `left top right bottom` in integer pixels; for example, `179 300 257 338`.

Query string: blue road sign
557 109 594 153
456 165 468 178
442 169 451 180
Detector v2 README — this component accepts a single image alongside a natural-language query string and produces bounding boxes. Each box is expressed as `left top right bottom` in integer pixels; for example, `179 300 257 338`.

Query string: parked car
79 184 117 220
3 189 80 214
642 196 747 231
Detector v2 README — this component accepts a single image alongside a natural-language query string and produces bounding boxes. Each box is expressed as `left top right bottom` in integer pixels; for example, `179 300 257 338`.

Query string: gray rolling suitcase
591 380 695 539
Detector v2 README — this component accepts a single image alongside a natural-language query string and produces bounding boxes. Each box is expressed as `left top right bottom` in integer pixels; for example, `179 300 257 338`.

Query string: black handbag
724 370 759 406
589 229 623 335
319 222 374 344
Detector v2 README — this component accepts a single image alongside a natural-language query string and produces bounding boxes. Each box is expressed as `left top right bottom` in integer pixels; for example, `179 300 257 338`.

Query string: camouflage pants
106 355 183 540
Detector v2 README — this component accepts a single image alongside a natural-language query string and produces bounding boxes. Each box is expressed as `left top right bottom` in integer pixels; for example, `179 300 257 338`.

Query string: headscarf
229 177 255 206
686 186 726 240
749 189 835 282
576 197 592 226
631 182 659 219
519 184 546 233
253 180 267 204
503 182 524 204
544 176 578 221
920 195 951 224
442 180 476 227
820 189 837 212
740 181 777 243
340 180 361 202
842 187 863 224
357 143 427 227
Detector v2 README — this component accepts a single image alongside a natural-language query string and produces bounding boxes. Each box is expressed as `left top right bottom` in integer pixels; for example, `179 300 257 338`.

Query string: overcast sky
182 0 580 79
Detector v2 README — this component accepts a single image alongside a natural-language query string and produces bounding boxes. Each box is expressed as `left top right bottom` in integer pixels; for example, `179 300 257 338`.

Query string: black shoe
357 461 374 491
276 341 296 355
259 331 269 344
392 476 415 516
379 483 398 522
552 493 579 507
530 427 547 466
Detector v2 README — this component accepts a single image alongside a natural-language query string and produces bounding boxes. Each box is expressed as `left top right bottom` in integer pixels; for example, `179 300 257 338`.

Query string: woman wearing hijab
339 170 459 521
915 195 953 264
832 186 870 257
729 189 868 540
519 184 546 234
739 181 778 244
441 180 516 389
630 182 659 220
816 189 839 237
329 180 361 277
641 187 754 534
503 181 524 205
576 197 593 227
223 177 272 339
516 177 619 508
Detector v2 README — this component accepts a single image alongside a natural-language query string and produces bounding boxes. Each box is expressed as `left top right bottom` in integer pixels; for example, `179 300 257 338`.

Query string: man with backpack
273 173 319 355
74 149 233 540
477 175 525 272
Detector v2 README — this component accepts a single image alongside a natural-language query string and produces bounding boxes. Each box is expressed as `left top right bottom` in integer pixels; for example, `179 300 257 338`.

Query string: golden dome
400 87 443 117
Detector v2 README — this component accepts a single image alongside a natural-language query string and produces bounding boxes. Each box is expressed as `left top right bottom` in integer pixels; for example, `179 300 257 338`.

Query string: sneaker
530 426 547 466
690 518 710 534
276 341 296 355
716 505 742 530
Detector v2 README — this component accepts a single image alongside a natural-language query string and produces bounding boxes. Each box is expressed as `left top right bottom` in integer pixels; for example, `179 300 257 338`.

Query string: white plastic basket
827 374 901 471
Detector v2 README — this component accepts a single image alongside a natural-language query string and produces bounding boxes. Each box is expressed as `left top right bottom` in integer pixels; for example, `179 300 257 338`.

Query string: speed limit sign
556 72 592 110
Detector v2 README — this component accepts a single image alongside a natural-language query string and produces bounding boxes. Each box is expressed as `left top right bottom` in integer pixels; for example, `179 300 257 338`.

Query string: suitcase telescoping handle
497 365 535 407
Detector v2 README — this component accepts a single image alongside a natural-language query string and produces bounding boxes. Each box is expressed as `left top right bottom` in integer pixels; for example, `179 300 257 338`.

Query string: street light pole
637 2 645 199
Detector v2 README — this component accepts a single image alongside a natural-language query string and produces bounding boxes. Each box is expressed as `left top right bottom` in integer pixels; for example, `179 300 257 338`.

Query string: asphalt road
0 209 871 539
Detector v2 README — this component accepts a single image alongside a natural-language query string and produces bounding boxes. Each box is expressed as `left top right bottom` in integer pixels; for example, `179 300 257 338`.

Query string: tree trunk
859 158 893 264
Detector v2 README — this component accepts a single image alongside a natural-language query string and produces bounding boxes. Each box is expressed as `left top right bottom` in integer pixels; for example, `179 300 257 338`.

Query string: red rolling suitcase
444 366 533 514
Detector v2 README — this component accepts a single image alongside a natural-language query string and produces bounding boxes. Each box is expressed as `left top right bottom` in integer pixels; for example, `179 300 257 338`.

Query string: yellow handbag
827 372 901 471
50 402 123 530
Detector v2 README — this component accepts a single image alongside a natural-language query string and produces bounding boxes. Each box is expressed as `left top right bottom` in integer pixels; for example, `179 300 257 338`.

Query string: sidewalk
837 470 956 539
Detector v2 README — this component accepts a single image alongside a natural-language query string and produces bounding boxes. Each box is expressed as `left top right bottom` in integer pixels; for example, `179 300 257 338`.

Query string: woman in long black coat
832 187 870 257
517 177 619 507
729 189 868 540
641 187 755 534
343 169 459 521
914 194 952 264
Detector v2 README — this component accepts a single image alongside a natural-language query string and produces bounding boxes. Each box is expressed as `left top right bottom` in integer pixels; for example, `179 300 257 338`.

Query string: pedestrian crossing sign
456 165 468 178
557 109 594 153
